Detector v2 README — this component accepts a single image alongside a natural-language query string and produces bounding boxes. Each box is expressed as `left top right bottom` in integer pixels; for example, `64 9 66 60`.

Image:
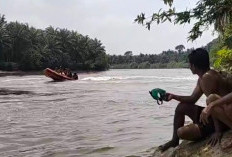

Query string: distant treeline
0 15 109 71
108 40 216 69
108 47 193 69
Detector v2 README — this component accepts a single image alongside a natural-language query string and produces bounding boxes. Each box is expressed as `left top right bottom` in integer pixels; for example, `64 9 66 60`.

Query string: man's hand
166 93 174 101
208 132 222 146
200 104 213 125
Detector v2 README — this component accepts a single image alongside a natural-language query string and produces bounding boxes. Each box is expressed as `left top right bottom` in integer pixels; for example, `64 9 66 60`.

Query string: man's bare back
199 69 231 97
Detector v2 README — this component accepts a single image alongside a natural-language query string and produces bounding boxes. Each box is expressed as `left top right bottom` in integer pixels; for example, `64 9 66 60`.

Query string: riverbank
153 130 232 157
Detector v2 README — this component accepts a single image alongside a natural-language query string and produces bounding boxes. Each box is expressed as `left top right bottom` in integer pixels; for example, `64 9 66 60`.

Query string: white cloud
0 0 216 55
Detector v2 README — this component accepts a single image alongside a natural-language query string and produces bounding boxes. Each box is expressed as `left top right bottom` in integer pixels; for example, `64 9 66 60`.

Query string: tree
0 15 109 71
213 25 232 73
6 22 31 62
0 14 11 61
108 48 191 69
135 0 232 41
124 51 133 63
124 51 133 56
175 44 185 53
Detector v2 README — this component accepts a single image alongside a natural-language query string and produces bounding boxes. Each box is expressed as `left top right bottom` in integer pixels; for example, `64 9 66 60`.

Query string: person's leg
177 123 202 141
174 94 231 147
177 94 226 141
177 116 217 142
158 103 203 152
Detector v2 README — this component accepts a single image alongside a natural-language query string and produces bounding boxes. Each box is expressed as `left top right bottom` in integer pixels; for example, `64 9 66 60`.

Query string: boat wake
81 76 197 81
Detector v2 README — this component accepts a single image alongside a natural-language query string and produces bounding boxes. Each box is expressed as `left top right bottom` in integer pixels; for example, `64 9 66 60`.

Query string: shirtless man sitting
159 48 232 152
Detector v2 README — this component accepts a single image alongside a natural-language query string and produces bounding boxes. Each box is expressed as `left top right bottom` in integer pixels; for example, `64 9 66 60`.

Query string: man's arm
211 92 232 107
170 79 203 104
199 72 223 146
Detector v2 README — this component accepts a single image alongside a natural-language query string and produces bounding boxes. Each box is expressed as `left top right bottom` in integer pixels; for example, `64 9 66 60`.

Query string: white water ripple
81 75 197 81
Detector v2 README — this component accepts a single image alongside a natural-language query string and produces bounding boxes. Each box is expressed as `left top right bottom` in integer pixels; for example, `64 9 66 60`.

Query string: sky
0 0 217 55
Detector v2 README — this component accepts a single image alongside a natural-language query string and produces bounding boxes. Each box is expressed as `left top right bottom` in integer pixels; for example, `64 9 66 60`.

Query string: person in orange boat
73 73 78 80
67 70 72 78
56 66 64 74
64 68 69 76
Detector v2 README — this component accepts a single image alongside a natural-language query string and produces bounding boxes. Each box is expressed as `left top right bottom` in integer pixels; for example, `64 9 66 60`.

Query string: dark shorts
196 106 215 137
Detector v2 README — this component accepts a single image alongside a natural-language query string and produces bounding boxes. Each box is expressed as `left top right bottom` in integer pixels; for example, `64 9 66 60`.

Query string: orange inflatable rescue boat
44 68 75 81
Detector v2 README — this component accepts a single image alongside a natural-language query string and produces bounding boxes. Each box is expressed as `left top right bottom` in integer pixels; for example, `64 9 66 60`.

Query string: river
0 69 206 157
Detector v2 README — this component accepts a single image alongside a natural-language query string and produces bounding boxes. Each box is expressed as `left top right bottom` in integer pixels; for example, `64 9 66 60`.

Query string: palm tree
43 26 63 67
56 28 72 67
28 27 43 47
69 31 83 68
0 15 11 61
6 22 31 62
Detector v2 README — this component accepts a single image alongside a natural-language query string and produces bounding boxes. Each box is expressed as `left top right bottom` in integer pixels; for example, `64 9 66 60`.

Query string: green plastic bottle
149 88 168 105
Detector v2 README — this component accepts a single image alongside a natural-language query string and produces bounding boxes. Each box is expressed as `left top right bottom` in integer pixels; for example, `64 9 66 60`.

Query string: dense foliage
213 25 232 72
135 0 232 41
0 15 109 71
109 47 193 69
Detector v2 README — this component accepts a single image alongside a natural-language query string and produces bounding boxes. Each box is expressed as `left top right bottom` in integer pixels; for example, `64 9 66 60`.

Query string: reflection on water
0 69 205 157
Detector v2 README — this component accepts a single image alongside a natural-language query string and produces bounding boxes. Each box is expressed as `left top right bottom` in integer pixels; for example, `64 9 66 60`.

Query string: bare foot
158 140 179 152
